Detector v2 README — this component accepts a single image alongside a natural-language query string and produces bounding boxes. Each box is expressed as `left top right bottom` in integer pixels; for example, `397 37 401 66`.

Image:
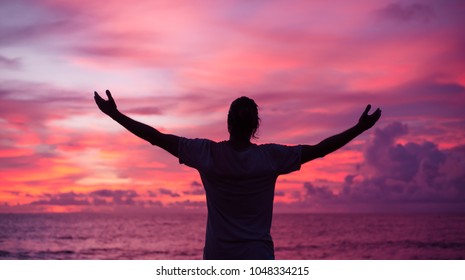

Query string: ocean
0 212 464 260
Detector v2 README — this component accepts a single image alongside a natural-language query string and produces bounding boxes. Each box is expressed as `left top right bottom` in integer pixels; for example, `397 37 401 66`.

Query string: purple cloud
168 200 206 209
26 189 143 207
191 181 203 188
0 0 91 51
0 55 21 69
377 2 435 22
90 189 138 205
147 190 158 197
275 191 286 197
158 188 180 198
183 181 205 195
304 183 337 201
298 122 465 212
91 189 137 198
183 190 205 196
30 192 89 206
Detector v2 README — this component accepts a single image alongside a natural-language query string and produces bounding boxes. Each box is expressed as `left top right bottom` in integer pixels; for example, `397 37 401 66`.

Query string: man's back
179 138 301 259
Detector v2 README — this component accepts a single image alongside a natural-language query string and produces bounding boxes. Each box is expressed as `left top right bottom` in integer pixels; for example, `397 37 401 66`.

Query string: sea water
0 212 464 260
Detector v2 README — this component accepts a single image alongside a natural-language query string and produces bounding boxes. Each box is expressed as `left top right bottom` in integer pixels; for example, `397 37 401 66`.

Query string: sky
1 0 464 213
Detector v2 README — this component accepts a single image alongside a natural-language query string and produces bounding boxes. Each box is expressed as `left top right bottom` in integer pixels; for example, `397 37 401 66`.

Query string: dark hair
227 96 260 139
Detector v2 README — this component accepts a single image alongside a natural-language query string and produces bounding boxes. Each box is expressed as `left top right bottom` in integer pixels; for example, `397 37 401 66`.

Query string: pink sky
1 0 464 213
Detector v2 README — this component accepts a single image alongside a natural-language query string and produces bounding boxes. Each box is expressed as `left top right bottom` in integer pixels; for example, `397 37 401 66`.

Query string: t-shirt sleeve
265 144 302 175
178 137 212 170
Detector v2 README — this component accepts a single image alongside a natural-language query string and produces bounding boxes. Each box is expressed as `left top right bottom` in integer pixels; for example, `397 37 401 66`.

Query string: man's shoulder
180 137 217 145
258 142 293 149
257 143 302 155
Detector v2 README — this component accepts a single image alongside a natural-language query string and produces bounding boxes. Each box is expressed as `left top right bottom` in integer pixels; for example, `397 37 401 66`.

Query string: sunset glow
1 0 464 213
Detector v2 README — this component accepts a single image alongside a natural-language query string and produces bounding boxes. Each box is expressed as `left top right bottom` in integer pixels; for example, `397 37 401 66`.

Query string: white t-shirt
178 138 302 259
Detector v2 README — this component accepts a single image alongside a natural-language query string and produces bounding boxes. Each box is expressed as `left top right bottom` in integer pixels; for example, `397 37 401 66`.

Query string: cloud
147 190 158 197
295 122 465 212
21 188 205 211
30 192 90 206
304 182 337 201
25 189 142 208
125 106 163 116
377 2 435 22
158 188 180 198
168 200 206 209
0 0 83 47
0 55 21 69
183 181 205 195
0 19 75 46
377 79 465 118
275 191 286 197
90 189 138 198
0 81 91 128
89 189 139 205
191 181 203 188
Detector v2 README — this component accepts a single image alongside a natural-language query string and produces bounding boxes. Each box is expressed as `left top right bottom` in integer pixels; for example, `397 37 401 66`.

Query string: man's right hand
94 89 118 117
357 104 381 131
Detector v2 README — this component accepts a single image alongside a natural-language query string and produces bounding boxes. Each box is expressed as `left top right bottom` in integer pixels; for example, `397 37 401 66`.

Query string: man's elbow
301 146 327 164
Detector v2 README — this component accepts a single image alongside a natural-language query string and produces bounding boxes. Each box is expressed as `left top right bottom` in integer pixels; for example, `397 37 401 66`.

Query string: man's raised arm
301 105 381 164
94 90 179 157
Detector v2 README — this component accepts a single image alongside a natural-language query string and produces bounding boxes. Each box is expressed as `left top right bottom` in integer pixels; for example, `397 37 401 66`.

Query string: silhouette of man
94 90 381 260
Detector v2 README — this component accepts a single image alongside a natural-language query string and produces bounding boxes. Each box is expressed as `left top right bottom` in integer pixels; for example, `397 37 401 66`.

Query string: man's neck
228 136 252 151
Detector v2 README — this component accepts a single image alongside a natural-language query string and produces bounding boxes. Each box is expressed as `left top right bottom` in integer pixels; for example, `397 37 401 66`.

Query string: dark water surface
1 213 464 259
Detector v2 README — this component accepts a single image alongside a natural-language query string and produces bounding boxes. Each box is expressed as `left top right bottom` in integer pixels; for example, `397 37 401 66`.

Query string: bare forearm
108 110 179 157
301 124 365 163
316 124 364 156
109 110 162 145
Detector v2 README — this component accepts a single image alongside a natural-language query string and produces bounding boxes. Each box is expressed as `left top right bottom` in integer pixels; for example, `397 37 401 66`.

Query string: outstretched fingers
363 104 382 118
106 89 114 102
372 108 382 120
94 90 112 102
94 91 104 104
363 104 372 116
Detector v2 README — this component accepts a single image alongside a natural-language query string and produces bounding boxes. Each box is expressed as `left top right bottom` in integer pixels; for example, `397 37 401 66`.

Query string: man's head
227 96 260 140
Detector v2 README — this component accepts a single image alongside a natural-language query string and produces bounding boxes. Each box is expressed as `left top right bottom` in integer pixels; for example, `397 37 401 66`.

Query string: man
94 90 381 259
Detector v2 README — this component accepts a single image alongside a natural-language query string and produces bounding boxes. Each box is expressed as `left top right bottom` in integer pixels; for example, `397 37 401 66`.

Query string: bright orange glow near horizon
1 0 464 213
